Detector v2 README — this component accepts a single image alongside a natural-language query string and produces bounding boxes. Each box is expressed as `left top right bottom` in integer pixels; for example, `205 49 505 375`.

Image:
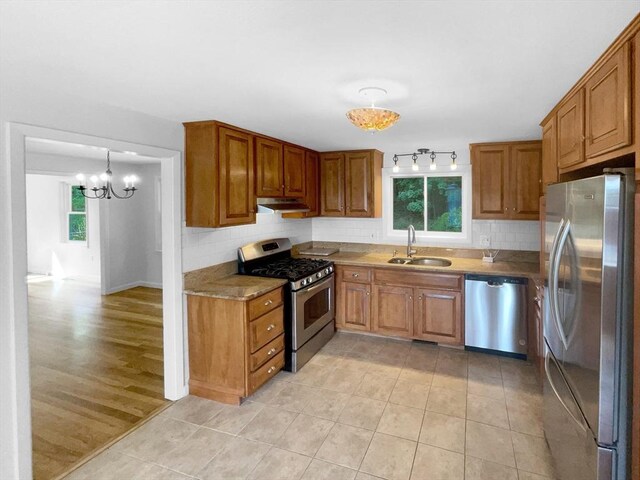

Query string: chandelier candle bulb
90 175 98 185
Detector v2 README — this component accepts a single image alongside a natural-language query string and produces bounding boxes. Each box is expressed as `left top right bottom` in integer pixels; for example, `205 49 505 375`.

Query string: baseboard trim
105 281 162 295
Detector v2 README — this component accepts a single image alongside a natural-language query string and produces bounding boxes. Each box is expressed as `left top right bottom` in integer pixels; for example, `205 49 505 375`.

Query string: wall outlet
480 235 491 248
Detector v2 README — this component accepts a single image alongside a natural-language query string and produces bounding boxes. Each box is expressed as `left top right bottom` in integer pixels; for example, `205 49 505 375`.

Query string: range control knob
324 268 329 274
329 266 333 272
307 277 313 284
300 279 307 286
316 272 322 279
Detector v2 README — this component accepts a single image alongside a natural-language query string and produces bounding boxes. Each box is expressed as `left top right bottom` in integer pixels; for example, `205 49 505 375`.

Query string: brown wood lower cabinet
414 289 463 344
336 265 464 346
187 287 285 405
372 285 413 337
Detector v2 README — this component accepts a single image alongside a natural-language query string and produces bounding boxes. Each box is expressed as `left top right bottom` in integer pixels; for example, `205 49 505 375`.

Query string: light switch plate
480 235 491 247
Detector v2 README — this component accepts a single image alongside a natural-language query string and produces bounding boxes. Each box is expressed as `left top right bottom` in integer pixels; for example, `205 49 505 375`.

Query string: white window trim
65 183 88 245
383 165 472 246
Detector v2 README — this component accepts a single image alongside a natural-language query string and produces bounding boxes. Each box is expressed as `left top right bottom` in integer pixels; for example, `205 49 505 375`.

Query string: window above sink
383 165 472 245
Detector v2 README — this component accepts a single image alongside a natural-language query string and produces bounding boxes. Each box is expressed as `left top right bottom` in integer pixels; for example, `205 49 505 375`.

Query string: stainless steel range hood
257 199 310 213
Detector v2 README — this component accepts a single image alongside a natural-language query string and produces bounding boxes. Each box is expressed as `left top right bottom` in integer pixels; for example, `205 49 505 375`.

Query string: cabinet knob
512 207 516 211
504 208 508 211
264 299 273 306
418 296 423 300
267 324 275 331
366 291 370 296
267 348 276 355
409 296 413 300
352 273 359 278
267 366 276 374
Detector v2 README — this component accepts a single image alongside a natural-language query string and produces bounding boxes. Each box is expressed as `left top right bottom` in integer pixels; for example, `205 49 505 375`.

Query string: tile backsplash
182 215 540 272
182 214 312 272
311 218 540 252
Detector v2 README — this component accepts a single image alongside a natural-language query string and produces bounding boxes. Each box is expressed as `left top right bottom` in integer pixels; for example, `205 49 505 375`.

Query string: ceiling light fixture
346 87 400 133
75 150 138 200
392 148 457 172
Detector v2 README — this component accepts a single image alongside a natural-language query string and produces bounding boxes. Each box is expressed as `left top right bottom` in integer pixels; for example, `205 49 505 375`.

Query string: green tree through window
392 176 462 233
68 185 87 241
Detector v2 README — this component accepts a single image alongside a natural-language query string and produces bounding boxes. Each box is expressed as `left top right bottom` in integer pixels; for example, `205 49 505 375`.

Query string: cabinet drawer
250 334 284 372
249 351 284 393
374 269 462 291
248 288 283 320
250 306 284 352
340 266 372 284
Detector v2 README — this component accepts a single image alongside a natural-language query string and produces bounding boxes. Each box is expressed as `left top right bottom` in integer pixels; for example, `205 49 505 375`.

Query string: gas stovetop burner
248 257 332 281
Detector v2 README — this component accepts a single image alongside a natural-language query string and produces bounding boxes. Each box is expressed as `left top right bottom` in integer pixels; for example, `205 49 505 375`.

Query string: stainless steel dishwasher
464 274 528 357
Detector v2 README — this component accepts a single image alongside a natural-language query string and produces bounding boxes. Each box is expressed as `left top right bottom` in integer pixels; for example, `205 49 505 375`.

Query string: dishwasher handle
487 280 504 287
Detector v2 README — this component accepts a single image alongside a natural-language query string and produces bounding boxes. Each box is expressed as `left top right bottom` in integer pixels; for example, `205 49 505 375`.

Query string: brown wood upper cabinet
320 150 383 218
541 116 558 191
255 140 306 198
471 141 542 220
539 17 636 173
185 121 255 228
557 89 585 169
255 137 284 197
282 150 320 219
584 43 631 158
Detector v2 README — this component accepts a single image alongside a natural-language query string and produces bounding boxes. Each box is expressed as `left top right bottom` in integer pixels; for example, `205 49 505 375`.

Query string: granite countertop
184 272 287 300
297 251 539 278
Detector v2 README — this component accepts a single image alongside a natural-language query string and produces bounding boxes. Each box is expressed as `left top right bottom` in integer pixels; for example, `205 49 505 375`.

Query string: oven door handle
299 275 333 296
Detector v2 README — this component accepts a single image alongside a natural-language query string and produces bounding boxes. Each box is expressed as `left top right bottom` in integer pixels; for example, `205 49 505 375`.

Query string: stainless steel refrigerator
543 169 634 480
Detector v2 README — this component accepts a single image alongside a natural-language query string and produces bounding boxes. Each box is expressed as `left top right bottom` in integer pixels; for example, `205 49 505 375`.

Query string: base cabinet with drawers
336 265 464 346
187 287 285 405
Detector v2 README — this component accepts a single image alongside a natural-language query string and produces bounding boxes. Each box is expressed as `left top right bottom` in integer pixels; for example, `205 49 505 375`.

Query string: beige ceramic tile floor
67 332 556 480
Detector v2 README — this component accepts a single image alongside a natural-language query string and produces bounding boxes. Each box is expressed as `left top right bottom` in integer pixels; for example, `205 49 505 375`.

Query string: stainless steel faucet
407 224 417 257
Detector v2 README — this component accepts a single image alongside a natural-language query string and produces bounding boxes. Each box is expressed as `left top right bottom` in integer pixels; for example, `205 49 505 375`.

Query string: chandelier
392 148 458 172
346 87 400 133
75 150 138 200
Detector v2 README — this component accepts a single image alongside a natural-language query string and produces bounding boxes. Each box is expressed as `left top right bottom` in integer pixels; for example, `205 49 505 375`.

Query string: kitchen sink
409 257 452 267
387 257 452 267
387 257 412 264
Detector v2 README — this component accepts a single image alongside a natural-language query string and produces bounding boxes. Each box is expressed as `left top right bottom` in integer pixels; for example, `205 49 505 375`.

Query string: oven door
292 274 335 350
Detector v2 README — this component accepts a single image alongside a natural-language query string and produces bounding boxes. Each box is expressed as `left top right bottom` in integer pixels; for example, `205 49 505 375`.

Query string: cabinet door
345 151 373 217
471 145 509 219
372 285 413 338
320 153 345 216
557 89 585 169
255 137 284 197
304 151 319 217
414 289 463 345
584 43 631 158
283 145 306 197
218 127 255 226
338 281 370 331
541 116 558 191
509 143 542 220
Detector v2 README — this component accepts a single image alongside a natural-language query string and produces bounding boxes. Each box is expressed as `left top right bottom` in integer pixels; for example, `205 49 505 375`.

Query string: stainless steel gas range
238 238 335 372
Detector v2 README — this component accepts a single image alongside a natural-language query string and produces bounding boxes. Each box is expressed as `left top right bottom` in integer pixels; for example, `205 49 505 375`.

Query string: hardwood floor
28 278 168 480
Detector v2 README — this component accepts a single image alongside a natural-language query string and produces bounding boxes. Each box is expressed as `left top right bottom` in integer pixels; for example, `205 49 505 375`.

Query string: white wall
26 174 101 281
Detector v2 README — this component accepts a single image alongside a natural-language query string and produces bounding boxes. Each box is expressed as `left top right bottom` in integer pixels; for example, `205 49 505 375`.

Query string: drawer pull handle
267 324 275 331
267 366 276 374
352 273 359 278
264 299 273 306
267 348 276 355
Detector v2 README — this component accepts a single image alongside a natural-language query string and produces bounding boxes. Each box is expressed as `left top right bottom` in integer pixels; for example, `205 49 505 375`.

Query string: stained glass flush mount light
346 87 400 133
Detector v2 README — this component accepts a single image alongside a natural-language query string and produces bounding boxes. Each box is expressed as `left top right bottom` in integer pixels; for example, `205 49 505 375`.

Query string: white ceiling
2 1 638 156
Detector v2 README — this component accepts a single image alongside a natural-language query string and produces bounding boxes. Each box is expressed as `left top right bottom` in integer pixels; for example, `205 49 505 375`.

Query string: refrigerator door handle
545 350 588 433
550 219 571 350
548 218 568 349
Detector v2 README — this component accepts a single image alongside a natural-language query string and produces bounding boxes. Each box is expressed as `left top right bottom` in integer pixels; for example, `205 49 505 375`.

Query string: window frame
66 184 88 244
383 165 472 245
